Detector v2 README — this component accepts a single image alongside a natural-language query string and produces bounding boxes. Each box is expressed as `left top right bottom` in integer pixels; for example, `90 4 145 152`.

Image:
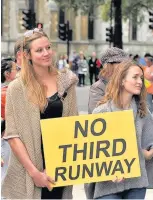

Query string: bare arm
8 138 38 177
8 137 55 190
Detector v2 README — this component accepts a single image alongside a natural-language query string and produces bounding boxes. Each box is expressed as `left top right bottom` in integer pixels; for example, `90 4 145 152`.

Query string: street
76 85 90 114
74 85 153 200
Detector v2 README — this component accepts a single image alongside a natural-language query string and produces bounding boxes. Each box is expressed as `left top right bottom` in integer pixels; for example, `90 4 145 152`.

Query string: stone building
1 0 153 58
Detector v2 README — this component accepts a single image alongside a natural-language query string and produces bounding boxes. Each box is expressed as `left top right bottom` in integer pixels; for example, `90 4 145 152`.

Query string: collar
110 98 138 119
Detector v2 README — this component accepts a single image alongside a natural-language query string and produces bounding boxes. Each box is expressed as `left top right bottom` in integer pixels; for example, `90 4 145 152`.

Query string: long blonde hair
21 30 57 112
99 61 147 117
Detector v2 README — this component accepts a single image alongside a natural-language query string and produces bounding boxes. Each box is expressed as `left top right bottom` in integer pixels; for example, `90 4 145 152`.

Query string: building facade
1 0 153 58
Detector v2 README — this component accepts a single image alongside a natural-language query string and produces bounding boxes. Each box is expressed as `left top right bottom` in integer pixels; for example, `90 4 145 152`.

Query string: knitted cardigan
2 69 78 199
85 99 153 199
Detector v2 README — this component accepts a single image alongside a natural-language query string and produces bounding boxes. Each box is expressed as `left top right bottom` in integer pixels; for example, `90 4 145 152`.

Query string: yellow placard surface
40 110 141 187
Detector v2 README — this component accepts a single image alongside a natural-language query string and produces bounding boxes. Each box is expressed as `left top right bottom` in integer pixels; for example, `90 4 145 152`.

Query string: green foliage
100 0 153 24
54 0 105 13
122 0 153 23
54 0 153 23
101 0 111 21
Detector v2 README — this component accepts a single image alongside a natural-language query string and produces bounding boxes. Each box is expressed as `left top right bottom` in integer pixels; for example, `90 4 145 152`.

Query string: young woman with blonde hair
2 28 78 199
86 61 153 199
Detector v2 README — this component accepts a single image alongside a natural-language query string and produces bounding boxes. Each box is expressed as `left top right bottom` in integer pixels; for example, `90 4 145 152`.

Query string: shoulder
58 69 78 90
92 102 110 114
7 78 23 94
90 79 106 91
59 69 78 84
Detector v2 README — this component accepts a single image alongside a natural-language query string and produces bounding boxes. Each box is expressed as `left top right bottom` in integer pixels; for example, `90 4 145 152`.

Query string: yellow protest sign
40 110 141 187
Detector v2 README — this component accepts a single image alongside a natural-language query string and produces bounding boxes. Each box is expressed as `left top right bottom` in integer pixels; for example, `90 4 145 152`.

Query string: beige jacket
2 69 78 199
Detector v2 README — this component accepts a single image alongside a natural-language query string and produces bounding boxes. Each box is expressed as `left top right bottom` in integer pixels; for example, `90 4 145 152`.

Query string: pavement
72 184 153 199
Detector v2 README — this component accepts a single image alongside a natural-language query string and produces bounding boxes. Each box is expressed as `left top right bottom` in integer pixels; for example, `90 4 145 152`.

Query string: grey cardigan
85 99 153 199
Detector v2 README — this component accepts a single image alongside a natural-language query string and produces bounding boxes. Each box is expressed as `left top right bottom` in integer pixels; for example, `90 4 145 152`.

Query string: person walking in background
77 51 88 86
88 52 99 85
63 54 69 66
1 59 19 183
57 54 66 71
88 47 129 114
144 53 153 67
70 50 79 75
2 28 78 199
133 54 140 63
143 55 153 113
139 53 152 66
85 61 153 199
1 59 19 120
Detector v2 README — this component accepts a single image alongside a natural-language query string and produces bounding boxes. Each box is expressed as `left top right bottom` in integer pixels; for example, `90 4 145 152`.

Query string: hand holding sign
31 168 55 190
112 176 124 183
142 149 153 160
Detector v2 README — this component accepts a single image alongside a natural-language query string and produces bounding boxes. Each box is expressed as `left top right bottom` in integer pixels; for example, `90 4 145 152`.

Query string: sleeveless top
40 92 64 199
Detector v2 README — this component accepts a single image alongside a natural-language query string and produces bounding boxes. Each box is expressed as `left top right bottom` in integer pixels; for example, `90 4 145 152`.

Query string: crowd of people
1 28 153 199
57 50 102 86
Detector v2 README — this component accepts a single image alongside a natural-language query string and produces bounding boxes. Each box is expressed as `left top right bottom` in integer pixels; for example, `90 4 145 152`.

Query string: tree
101 0 153 23
101 0 153 48
122 0 153 22
54 0 153 49
54 0 105 14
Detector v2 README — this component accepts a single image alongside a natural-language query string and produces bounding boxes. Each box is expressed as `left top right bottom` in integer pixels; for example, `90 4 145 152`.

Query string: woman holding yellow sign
2 28 78 199
85 61 153 199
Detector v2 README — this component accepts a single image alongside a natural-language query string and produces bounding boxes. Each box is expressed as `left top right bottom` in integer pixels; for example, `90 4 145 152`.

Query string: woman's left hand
143 149 153 160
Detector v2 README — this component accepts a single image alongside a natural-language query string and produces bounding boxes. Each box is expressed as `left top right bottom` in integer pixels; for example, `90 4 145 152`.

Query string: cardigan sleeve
141 110 153 150
3 85 20 140
67 83 78 116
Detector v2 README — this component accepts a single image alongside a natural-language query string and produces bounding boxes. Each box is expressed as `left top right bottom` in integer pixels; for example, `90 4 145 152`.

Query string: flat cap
101 47 128 65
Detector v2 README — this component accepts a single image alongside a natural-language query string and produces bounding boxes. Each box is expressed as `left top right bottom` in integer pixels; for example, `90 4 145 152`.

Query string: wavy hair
21 30 57 112
99 61 147 118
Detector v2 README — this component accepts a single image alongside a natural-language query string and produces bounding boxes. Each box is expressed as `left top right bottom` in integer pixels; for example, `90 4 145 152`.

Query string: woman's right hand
31 169 55 191
143 149 153 160
112 176 124 183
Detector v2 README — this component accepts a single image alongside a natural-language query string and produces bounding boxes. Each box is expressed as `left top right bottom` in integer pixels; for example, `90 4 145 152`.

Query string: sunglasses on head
24 28 43 38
